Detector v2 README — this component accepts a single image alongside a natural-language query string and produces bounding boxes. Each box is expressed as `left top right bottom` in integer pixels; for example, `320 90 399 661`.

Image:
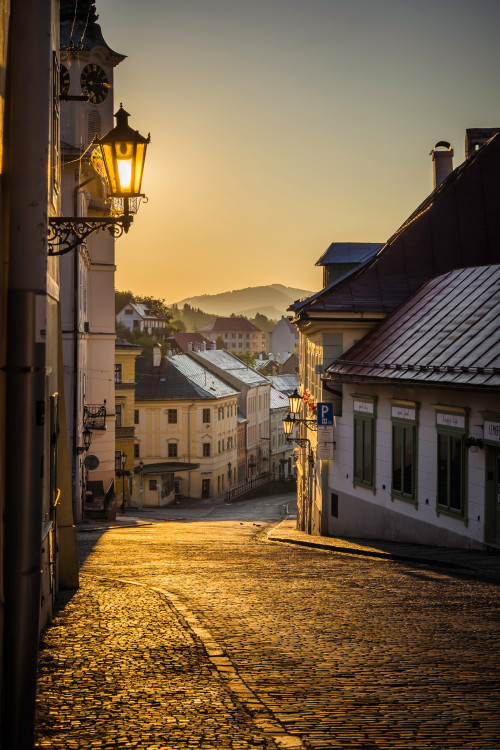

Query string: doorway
202 478 210 498
485 446 500 547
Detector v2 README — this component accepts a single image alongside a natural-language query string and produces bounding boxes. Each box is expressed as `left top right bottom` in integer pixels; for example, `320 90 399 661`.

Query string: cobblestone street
35 493 500 749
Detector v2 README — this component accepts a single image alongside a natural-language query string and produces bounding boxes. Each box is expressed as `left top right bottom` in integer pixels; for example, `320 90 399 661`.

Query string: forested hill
170 284 314 319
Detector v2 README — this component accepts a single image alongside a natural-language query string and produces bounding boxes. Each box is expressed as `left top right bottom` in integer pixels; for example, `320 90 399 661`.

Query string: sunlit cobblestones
35 498 500 749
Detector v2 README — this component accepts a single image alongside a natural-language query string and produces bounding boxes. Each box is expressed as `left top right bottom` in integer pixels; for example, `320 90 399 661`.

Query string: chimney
153 344 162 367
430 141 454 188
201 342 206 351
188 341 193 351
465 128 500 159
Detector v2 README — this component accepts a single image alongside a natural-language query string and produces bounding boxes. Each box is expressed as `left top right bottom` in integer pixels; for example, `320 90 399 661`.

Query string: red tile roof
201 317 262 333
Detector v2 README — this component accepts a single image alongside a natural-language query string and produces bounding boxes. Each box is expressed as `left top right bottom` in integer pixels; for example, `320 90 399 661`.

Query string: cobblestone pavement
35 493 500 749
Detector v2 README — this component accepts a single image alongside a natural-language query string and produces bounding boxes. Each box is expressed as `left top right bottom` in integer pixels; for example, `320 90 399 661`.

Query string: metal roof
192 350 269 386
270 387 289 410
135 355 239 401
325 265 500 388
139 462 200 475
266 374 298 394
168 355 240 398
291 133 500 317
315 242 383 266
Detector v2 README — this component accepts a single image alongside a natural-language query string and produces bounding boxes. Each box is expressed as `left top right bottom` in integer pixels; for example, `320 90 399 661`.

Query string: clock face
60 65 70 97
80 64 109 104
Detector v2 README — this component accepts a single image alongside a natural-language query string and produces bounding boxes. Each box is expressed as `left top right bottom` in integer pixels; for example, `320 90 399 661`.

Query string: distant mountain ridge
170 284 315 320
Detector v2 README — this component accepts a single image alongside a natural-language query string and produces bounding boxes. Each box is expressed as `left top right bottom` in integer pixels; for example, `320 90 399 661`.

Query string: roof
115 338 142 349
166 332 213 352
139 462 200 475
60 1 125 61
291 133 500 317
325 264 500 388
237 410 248 424
266 374 299 394
270 316 297 333
270 387 289 410
135 355 239 401
190 350 269 387
119 301 168 321
200 317 262 333
315 242 383 266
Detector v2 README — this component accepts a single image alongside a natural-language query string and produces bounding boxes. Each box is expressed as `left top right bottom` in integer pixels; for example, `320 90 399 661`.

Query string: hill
170 284 314 319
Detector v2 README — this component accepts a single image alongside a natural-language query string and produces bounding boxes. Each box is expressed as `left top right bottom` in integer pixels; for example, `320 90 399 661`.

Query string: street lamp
48 105 150 255
76 426 92 454
121 451 127 514
288 388 302 414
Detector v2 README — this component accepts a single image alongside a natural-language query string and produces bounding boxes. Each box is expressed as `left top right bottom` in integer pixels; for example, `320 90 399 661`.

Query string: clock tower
59 2 126 520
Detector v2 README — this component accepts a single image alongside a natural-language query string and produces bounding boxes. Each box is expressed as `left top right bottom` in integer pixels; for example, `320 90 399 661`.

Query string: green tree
115 289 134 314
216 335 226 350
230 350 256 368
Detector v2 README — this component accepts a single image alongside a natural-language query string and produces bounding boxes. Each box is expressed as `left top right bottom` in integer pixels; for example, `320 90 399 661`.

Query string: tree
115 289 134 314
230 350 256 368
216 335 226 350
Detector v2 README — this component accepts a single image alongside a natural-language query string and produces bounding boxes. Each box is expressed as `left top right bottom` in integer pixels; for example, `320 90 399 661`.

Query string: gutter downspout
187 401 195 496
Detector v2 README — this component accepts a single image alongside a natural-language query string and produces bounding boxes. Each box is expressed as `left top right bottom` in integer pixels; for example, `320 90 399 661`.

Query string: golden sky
97 0 500 303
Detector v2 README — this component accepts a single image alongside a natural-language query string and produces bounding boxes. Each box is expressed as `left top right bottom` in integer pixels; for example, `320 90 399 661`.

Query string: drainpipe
187 401 195 496
71 177 95 521
2 2 52 747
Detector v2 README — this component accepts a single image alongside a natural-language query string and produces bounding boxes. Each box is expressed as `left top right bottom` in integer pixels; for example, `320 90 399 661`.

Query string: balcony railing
116 426 134 438
83 403 106 430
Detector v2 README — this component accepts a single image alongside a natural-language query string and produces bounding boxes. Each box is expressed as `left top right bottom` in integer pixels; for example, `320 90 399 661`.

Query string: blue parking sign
317 402 334 426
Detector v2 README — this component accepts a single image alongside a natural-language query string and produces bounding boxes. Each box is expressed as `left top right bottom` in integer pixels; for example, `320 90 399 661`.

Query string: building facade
134 352 239 501
200 317 266 353
117 299 171 340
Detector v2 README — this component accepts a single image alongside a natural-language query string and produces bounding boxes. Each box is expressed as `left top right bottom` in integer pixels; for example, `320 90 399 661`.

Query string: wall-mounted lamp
48 105 150 255
76 426 92 454
463 436 484 453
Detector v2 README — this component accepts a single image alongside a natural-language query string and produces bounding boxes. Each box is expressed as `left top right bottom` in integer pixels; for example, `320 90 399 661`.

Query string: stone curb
267 530 500 583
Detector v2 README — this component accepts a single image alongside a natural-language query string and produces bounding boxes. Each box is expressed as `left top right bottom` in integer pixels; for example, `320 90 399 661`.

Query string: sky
97 0 500 303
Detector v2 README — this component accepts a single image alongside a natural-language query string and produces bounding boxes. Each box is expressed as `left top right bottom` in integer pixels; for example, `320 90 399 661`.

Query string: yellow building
115 339 142 509
134 350 239 503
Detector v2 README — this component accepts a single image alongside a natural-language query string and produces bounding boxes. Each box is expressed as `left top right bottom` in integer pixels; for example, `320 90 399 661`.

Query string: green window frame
353 395 377 490
435 408 468 520
391 401 418 505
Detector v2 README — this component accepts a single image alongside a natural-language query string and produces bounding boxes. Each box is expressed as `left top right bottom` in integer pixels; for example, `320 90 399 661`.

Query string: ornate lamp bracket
48 215 133 256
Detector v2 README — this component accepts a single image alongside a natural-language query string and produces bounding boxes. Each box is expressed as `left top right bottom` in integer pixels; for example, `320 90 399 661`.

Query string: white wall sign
436 412 465 430
354 400 373 414
484 421 500 443
391 406 416 421
317 443 334 460
317 426 334 442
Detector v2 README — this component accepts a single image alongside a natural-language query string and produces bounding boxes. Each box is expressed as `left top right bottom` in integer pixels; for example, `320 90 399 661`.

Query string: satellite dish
85 454 99 470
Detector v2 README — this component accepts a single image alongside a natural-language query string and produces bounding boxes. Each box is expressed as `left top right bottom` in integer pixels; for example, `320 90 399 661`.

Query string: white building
188 349 271 480
269 316 299 362
117 299 170 340
324 265 500 550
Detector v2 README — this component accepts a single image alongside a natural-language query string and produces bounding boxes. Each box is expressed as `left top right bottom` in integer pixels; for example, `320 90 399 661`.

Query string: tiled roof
291 133 500 317
166 332 213 352
315 243 383 266
190 350 269 386
325 265 500 388
200 317 262 333
135 355 239 401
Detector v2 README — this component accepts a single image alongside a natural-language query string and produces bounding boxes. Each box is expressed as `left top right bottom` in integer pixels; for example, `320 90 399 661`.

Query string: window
134 409 139 425
218 440 221 453
203 408 210 423
435 409 467 517
167 409 177 424
203 443 211 457
115 451 121 471
353 396 376 489
116 404 122 428
168 443 178 458
114 363 122 383
125 308 133 315
134 444 140 459
133 320 140 329
391 402 418 503
149 479 157 491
